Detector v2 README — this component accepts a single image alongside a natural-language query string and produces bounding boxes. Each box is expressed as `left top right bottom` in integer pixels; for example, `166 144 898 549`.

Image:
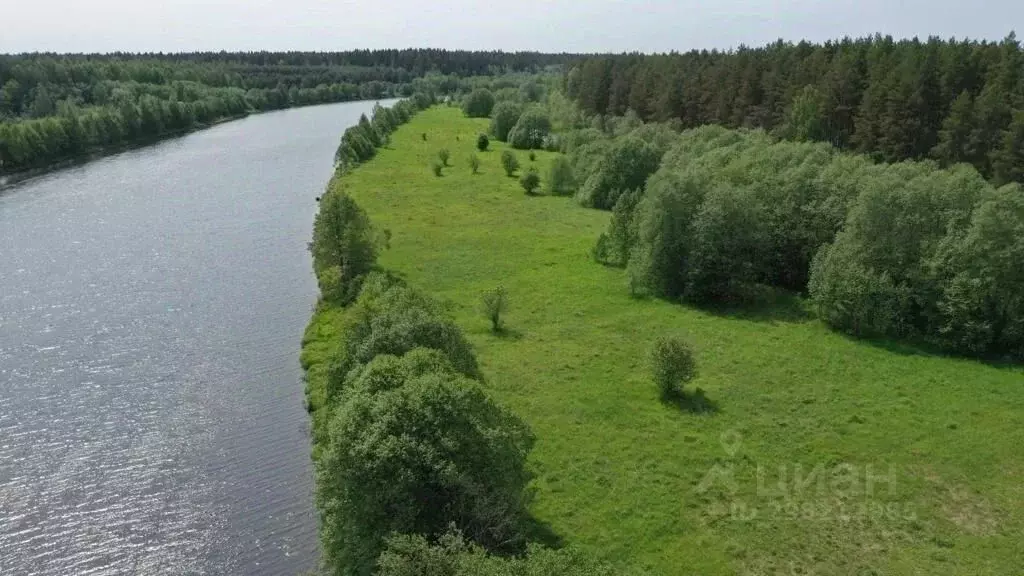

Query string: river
0 100 392 575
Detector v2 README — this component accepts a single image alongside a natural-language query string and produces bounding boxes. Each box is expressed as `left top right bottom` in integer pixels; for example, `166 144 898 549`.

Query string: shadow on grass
839 330 1024 370
522 513 565 549
491 326 525 341
661 387 720 414
700 286 812 325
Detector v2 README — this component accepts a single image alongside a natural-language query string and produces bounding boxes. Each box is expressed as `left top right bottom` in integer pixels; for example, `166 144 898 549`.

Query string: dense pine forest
0 50 573 175
565 34 1024 185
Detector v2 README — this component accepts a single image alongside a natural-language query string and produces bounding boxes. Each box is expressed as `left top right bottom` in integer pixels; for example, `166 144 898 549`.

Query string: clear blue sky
2 0 1020 54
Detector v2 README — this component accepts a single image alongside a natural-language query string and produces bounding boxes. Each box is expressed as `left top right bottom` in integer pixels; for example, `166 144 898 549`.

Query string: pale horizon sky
2 0 1021 55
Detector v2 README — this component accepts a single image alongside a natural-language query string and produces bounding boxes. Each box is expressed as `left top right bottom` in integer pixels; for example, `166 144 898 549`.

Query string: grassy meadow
302 106 1024 575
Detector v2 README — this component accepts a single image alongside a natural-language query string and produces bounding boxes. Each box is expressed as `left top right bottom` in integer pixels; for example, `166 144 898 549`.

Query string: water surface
0 100 389 575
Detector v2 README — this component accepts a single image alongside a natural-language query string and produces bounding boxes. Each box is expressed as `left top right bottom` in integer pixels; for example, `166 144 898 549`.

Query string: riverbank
0 98 393 190
0 114 248 188
302 105 1024 575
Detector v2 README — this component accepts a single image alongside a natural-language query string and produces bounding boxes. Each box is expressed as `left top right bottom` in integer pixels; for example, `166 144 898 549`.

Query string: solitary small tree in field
501 150 519 177
477 134 489 152
651 336 696 399
529 151 536 162
431 161 443 177
468 154 481 174
438 148 450 167
480 286 509 332
520 168 540 195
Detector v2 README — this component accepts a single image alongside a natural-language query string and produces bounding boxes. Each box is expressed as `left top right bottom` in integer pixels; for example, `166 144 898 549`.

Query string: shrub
422 132 427 141
501 150 520 177
651 336 696 399
687 184 770 302
438 148 450 166
602 188 644 267
468 154 481 174
808 163 984 340
432 161 443 177
529 151 536 162
476 133 489 151
489 101 522 142
930 183 1024 357
317 265 346 303
339 274 481 383
507 108 551 150
480 286 509 332
541 134 561 152
520 168 541 195
575 136 662 210
378 531 614 576
626 170 710 299
462 88 496 118
546 156 576 196
519 80 544 103
310 191 378 305
317 374 534 575
344 348 457 396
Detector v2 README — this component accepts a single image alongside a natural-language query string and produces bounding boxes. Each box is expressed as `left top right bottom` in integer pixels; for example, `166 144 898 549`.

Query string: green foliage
520 168 540 195
476 133 489 151
438 148 450 166
600 188 644 266
345 348 458 397
489 101 523 142
501 150 520 177
650 336 696 399
575 136 662 210
480 286 509 332
378 531 614 576
311 191 378 304
930 183 1024 356
992 111 1024 186
432 161 443 177
931 91 977 167
507 108 551 150
528 151 536 162
565 35 1024 184
468 154 481 174
778 85 826 142
333 274 481 390
462 88 496 118
546 156 576 196
809 163 985 343
317 373 534 575
519 80 544 103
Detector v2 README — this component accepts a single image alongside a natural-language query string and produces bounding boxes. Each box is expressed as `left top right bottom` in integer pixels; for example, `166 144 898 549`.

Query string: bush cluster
334 95 431 173
462 88 496 118
587 120 1024 358
489 101 523 142
315 273 535 576
508 108 552 150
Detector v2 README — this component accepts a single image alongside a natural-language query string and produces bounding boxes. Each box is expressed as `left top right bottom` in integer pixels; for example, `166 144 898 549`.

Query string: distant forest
0 50 574 174
566 34 1024 185
4 37 1023 184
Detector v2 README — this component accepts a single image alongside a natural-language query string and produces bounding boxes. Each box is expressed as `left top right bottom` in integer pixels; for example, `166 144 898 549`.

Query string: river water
0 100 390 575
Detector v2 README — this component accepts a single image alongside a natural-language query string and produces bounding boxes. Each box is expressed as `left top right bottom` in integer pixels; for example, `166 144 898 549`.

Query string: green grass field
302 106 1024 575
